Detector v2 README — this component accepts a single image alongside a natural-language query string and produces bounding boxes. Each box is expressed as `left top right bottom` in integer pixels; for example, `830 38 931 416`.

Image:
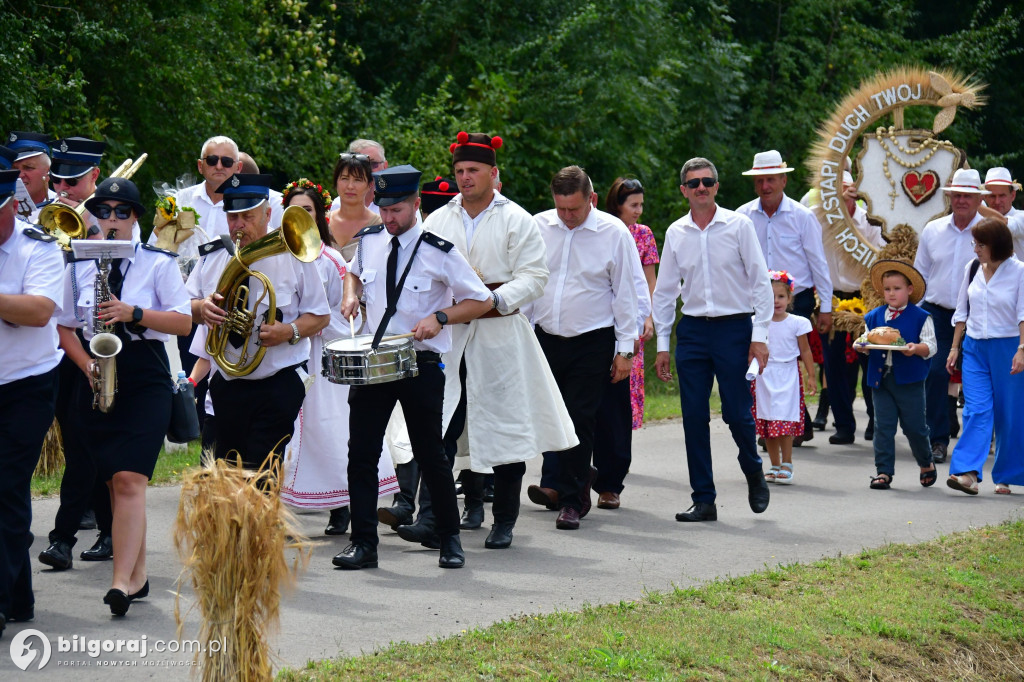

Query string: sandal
994 483 1011 495
775 463 794 485
920 467 938 488
870 473 892 490
946 473 979 495
765 466 780 483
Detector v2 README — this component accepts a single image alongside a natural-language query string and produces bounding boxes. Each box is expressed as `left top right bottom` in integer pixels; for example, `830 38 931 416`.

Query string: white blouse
953 257 1024 339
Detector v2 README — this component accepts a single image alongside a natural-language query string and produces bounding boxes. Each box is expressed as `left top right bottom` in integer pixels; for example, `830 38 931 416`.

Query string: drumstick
359 332 415 344
348 314 355 339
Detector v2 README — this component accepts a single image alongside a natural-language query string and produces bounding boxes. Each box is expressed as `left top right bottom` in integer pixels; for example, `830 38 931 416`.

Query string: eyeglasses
684 177 717 189
621 178 643 191
202 155 236 168
971 241 987 248
92 203 135 220
53 176 82 187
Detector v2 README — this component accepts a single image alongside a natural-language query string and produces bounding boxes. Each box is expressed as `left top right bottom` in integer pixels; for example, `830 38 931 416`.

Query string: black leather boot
460 471 485 530
324 506 351 536
812 387 829 430
80 532 113 561
485 473 522 549
438 534 465 568
948 395 960 439
377 461 420 529
396 479 439 548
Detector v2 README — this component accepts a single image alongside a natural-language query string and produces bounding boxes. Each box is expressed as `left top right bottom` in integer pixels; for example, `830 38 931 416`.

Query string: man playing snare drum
333 165 492 571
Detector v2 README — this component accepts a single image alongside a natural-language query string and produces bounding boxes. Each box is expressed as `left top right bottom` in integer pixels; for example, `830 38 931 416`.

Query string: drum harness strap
368 233 424 350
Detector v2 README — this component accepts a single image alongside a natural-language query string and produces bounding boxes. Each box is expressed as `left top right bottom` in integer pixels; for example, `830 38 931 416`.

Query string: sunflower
834 297 867 317
156 196 178 221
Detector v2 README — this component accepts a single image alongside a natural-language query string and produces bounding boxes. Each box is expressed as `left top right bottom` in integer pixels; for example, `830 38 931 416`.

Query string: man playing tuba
188 173 330 469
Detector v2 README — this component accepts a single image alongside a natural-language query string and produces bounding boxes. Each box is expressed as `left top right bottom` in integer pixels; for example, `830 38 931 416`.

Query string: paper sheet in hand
745 357 760 381
70 239 135 261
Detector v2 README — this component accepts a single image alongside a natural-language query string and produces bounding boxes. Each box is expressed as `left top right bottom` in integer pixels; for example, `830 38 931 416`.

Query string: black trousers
536 326 616 512
177 324 208 432
0 367 58 617
348 357 459 547
209 366 305 470
50 355 112 545
592 374 632 494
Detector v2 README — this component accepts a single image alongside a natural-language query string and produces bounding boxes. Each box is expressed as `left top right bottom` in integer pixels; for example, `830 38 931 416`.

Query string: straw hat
984 167 1021 191
869 259 926 304
741 150 795 176
940 168 990 195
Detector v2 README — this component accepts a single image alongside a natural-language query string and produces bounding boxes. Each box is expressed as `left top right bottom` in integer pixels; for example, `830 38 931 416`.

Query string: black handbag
167 378 201 443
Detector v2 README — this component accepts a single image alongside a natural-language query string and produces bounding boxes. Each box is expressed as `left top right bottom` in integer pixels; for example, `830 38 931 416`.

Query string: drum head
325 335 407 351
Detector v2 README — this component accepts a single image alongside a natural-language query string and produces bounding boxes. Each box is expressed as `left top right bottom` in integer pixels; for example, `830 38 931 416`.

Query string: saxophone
89 238 123 412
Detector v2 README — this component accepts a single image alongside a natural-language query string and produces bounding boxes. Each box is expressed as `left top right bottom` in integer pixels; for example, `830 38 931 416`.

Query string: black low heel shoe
128 580 149 601
103 589 131 616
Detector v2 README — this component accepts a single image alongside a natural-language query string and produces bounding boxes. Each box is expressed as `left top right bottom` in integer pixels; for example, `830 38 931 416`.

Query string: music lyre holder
70 239 135 263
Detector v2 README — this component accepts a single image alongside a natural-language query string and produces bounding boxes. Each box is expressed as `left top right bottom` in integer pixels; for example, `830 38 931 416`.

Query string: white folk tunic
280 244 399 508
424 193 578 471
754 314 812 422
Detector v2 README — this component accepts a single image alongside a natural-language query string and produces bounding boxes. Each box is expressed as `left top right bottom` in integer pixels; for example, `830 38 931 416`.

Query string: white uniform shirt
0 225 65 383
58 241 190 343
186 242 330 380
349 224 491 354
953 257 1024 339
737 193 834 312
915 212 984 310
1005 206 1024 261
530 208 642 353
653 205 774 349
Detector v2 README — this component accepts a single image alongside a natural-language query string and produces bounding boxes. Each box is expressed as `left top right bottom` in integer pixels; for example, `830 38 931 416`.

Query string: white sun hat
940 168 990 195
741 150 795 176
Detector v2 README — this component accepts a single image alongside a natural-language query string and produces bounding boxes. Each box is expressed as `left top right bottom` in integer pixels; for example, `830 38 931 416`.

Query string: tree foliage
2 0 1021 234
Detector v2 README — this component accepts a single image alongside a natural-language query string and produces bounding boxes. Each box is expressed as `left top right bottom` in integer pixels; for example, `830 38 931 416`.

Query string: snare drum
322 334 418 385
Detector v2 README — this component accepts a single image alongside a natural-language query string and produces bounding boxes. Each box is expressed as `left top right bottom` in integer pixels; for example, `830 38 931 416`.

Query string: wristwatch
617 351 635 360
434 311 448 327
288 322 301 345
131 306 144 323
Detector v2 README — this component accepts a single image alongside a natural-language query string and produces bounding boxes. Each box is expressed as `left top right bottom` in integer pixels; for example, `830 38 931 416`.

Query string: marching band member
6 131 56 223
48 136 106 232
333 165 492 570
190 174 330 469
56 178 191 615
0 170 64 633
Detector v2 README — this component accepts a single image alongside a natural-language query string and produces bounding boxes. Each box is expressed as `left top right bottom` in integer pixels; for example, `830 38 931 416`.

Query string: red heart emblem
901 170 940 206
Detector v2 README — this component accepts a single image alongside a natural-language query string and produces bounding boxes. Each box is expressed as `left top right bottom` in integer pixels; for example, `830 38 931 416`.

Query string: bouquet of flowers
831 296 868 336
152 193 201 253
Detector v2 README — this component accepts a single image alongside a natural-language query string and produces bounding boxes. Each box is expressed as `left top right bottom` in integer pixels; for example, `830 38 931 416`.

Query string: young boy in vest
856 260 938 490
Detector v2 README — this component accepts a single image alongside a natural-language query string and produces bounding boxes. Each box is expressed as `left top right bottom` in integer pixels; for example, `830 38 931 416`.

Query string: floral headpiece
768 269 795 292
282 178 331 208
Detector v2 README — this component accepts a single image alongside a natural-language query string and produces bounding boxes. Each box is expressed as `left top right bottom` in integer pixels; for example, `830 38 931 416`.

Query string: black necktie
386 236 399 307
107 259 125 299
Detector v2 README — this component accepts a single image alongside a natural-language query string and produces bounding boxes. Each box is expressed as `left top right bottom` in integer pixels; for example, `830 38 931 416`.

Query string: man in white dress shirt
982 167 1024 260
914 168 989 463
0 169 65 630
737 149 833 443
334 165 493 570
653 157 773 522
191 174 330 469
531 166 643 531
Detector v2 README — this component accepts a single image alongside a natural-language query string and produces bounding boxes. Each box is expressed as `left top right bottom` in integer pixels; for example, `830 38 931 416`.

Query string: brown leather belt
475 281 519 320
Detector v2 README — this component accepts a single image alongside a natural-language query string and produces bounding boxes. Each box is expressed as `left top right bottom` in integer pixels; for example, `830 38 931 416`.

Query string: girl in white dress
751 271 817 484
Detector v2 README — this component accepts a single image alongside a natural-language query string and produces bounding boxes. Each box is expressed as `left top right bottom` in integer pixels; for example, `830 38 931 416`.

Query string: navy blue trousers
675 316 763 504
921 302 954 446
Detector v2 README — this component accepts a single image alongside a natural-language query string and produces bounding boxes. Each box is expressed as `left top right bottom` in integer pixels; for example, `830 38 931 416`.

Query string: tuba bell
38 154 148 250
206 205 321 377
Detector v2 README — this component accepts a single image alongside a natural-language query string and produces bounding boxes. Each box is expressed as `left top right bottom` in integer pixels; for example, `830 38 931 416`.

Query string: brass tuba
38 154 148 250
206 205 321 377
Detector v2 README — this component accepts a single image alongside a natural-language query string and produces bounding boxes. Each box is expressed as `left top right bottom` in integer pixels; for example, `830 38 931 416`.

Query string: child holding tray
856 260 937 490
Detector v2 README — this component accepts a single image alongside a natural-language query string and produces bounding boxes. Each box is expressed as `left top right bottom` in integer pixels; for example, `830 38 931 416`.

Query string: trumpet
38 154 148 250
205 205 321 377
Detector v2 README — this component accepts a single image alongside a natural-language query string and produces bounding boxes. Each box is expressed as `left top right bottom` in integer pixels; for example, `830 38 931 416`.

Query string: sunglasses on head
684 177 717 189
203 155 236 168
92 203 135 220
621 178 643 191
339 152 370 163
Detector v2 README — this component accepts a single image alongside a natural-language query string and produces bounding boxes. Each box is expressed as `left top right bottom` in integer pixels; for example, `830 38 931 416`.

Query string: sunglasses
684 177 717 189
53 176 83 187
202 155 236 168
92 203 135 220
621 178 643 191
339 152 370 163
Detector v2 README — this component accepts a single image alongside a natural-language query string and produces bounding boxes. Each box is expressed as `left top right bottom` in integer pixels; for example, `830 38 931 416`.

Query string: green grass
279 521 1024 681
31 441 203 498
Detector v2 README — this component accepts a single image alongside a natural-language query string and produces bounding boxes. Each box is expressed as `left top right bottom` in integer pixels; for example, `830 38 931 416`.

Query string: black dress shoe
438 535 465 568
81 532 113 561
828 431 855 445
864 420 874 441
746 470 770 514
931 442 947 463
324 506 351 536
79 509 97 531
332 543 378 570
377 506 413 530
675 502 718 522
484 522 515 549
395 522 440 549
128 580 149 601
39 540 73 570
103 589 131 616
460 505 484 530
6 606 33 622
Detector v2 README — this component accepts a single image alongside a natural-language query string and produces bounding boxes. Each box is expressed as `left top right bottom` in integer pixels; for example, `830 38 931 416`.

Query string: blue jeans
871 372 932 476
675 315 762 504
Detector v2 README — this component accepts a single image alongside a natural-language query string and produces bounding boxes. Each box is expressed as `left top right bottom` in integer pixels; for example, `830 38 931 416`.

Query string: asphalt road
5 399 1021 680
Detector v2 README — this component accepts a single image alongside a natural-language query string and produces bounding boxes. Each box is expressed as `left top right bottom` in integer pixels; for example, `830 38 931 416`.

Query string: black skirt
72 339 172 481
